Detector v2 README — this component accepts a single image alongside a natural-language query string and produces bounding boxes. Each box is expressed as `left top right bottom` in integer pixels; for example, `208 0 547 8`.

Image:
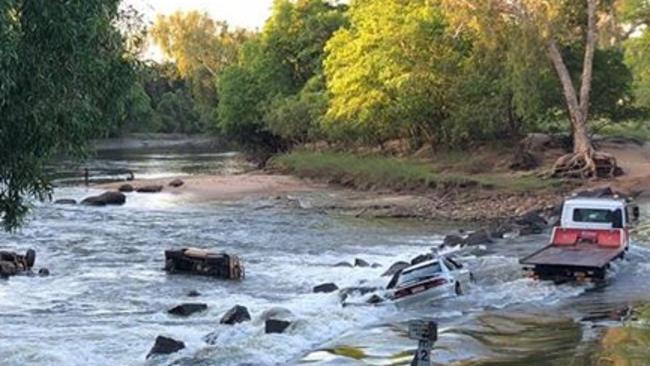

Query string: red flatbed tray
520 243 624 269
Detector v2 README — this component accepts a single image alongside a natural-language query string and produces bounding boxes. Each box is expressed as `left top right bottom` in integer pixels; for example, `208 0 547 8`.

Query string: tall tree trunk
547 0 618 178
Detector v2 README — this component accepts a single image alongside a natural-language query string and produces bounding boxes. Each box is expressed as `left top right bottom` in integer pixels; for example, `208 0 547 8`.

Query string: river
1 146 649 366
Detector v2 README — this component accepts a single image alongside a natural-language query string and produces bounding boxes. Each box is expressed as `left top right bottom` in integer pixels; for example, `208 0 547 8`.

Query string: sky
124 0 274 60
126 0 274 29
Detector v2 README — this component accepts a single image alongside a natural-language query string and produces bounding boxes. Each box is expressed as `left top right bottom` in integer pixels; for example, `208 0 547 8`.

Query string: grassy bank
270 150 562 194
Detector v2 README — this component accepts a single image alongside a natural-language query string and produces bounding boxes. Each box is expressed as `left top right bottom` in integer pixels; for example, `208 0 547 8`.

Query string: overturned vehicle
164 248 244 280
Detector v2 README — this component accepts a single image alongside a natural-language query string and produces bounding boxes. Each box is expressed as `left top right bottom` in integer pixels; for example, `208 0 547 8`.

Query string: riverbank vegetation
3 0 650 230
271 150 562 194
146 0 650 175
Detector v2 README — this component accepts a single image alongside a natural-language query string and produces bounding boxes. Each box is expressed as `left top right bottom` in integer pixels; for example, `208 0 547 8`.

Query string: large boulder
146 336 185 359
118 184 134 193
81 191 126 206
220 305 251 325
169 178 184 188
381 261 410 277
0 249 36 278
265 319 291 334
313 283 338 294
168 303 207 316
54 199 76 205
136 185 163 193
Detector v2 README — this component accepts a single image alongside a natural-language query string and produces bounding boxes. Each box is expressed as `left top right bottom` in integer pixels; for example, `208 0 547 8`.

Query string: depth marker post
407 320 437 366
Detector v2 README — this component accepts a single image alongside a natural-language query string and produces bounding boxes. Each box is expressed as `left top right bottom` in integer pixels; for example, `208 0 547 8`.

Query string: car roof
402 257 443 272
564 197 626 209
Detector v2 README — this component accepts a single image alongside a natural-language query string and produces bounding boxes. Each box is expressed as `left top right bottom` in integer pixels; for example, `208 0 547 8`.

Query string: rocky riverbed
2 146 650 366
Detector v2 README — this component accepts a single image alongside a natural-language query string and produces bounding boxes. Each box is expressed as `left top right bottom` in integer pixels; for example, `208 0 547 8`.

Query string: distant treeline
136 0 650 153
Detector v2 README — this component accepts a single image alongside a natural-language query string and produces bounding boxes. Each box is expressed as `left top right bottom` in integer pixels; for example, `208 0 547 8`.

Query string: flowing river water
1 147 650 366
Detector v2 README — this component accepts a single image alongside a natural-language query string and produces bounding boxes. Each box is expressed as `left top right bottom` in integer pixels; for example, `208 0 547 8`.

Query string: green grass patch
271 151 560 193
595 120 650 142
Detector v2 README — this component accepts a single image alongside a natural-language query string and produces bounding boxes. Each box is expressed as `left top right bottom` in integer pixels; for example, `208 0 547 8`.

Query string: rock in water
168 303 208 316
220 305 251 325
381 261 410 277
366 294 384 304
38 268 50 277
464 229 493 246
257 307 294 323
354 258 370 267
118 184 134 193
442 234 464 247
81 191 126 206
54 199 77 205
313 283 338 293
334 261 353 267
186 290 201 297
146 336 185 359
265 319 291 334
169 178 184 188
136 185 163 193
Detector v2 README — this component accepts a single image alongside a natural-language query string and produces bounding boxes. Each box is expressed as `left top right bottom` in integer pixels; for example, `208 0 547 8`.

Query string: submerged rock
354 258 370 267
220 305 251 325
118 184 134 193
54 199 77 205
168 303 207 316
265 319 291 334
186 290 201 297
169 178 184 188
38 268 50 277
334 261 353 268
136 185 163 193
313 283 338 294
146 335 185 359
381 261 410 277
81 191 126 206
366 294 385 304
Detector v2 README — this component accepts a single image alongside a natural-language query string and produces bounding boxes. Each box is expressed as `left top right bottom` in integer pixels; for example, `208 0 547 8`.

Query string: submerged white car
386 255 471 307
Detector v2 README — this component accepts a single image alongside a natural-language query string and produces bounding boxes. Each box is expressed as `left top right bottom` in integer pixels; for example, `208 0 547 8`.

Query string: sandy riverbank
96 137 650 223
99 173 325 202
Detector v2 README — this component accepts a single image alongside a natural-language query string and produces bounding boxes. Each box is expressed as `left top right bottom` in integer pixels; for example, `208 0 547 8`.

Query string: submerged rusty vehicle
0 249 36 277
521 193 639 282
164 248 244 280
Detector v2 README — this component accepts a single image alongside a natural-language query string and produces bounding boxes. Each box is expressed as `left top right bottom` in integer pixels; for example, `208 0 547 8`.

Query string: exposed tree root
551 149 621 179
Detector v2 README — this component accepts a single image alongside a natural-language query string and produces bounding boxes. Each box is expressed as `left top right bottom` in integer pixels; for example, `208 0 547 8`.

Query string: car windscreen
572 208 623 227
397 262 442 286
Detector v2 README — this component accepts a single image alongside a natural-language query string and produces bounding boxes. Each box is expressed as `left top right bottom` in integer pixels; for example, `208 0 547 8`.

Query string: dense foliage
0 0 136 230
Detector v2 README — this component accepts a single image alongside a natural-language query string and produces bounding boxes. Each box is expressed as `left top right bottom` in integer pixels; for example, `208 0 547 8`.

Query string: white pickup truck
520 195 639 282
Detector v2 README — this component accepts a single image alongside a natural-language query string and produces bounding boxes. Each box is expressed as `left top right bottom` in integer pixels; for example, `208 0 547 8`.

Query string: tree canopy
0 0 137 230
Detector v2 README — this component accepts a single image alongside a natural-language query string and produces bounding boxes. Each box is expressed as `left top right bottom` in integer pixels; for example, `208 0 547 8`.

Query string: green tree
0 0 136 230
150 11 251 124
324 0 469 146
217 0 346 150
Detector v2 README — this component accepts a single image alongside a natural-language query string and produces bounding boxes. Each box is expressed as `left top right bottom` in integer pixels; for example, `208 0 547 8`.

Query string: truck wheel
455 281 463 296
